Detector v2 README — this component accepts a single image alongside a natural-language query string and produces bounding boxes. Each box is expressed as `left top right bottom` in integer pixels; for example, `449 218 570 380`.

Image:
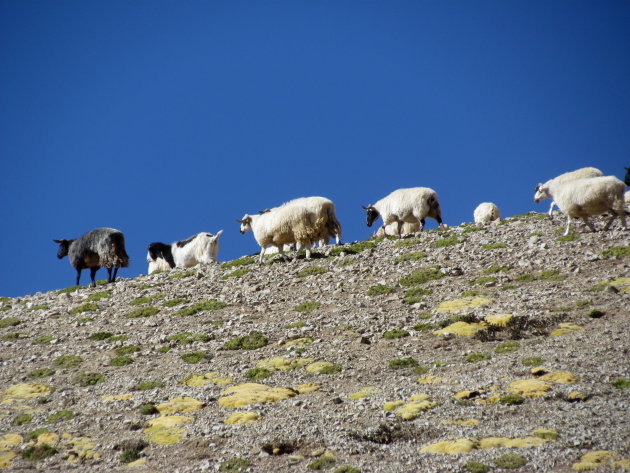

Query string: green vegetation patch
87 290 111 302
167 332 209 344
389 358 418 370
367 285 394 296
120 449 143 463
494 453 527 469
22 444 57 461
115 345 141 356
462 227 487 234
163 297 188 307
12 413 33 425
399 266 443 287
286 321 307 328
69 302 99 314
176 300 228 316
333 467 361 473
109 334 129 342
75 372 104 386
27 368 56 379
169 270 196 279
483 265 509 274
139 403 159 415
0 317 21 328
2 332 21 341
515 273 535 282
223 268 252 279
47 410 74 424
538 269 564 281
413 323 432 331
382 329 410 339
483 242 507 250
460 290 487 297
57 285 81 294
53 355 83 369
110 356 134 366
90 331 114 341
221 256 256 269
555 234 579 242
499 394 525 405
297 266 330 277
330 241 375 255
294 301 321 312
466 353 490 363
521 357 545 367
181 351 208 363
309 457 337 470
495 341 519 354
136 381 165 390
588 309 605 318
224 332 268 350
395 251 427 263
33 334 53 345
602 245 630 258
612 378 630 389
471 276 497 286
29 304 49 311
128 306 160 318
246 367 273 380
394 237 421 247
464 462 489 473
219 457 251 473
430 235 460 248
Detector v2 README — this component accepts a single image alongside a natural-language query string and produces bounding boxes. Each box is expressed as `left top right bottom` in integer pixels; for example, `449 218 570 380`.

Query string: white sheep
362 187 445 238
146 231 223 274
375 222 420 238
238 204 320 263
534 176 627 236
536 167 603 218
54 227 129 287
473 202 501 224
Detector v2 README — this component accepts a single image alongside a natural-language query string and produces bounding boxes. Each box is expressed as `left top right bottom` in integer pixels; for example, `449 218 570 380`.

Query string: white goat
534 176 627 236
146 231 223 274
238 204 320 263
363 187 445 238
473 202 501 224
536 167 603 218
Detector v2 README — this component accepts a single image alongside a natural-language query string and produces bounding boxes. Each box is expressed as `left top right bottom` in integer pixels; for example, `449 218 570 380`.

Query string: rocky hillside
1 213 629 473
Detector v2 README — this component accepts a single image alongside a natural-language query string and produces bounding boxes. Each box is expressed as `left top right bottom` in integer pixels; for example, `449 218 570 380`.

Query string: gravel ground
0 212 628 473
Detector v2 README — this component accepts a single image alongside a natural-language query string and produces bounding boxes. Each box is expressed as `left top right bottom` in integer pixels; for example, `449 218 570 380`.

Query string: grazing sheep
362 187 445 238
238 204 320 263
473 202 501 224
536 167 603 218
54 227 129 287
146 231 223 275
534 176 627 236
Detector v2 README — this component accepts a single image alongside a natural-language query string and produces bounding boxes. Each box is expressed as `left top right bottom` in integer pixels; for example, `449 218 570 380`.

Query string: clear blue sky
1 1 628 297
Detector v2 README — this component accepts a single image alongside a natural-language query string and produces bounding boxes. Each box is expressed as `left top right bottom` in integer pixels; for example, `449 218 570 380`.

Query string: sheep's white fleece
275 196 342 245
473 202 501 224
537 167 603 217
146 231 223 275
376 222 420 238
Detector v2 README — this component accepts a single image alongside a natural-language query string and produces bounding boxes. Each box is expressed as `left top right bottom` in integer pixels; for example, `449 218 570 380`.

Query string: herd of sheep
54 166 630 287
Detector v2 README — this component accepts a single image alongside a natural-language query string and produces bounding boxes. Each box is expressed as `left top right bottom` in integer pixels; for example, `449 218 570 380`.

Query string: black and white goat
146 231 223 274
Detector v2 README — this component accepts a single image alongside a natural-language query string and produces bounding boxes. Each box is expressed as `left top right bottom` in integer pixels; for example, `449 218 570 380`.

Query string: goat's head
53 239 72 259
533 183 550 203
362 205 380 227
236 215 253 234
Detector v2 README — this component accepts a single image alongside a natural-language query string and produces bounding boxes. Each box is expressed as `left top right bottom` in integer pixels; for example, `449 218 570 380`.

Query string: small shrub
495 341 519 354
26 428 50 441
169 270 195 279
29 304 49 311
612 378 630 389
163 297 188 307
221 257 256 269
389 358 418 370
399 266 443 286
499 394 525 405
109 334 129 342
139 403 159 415
483 265 509 274
330 241 375 255
294 301 321 312
494 453 527 469
466 353 490 363
588 309 605 318
382 329 410 339
120 449 142 463
430 235 460 248
297 266 329 277
75 372 104 386
33 335 53 344
0 317 21 328
12 413 33 425
483 242 507 250
515 273 535 282
471 276 497 286
464 462 489 473
555 234 579 242
286 321 307 328
57 285 81 294
27 368 55 379
413 365 430 375
367 285 394 296
115 345 140 356
309 457 336 470
53 355 83 369
176 300 227 316
413 323 432 331
394 237 421 247
538 269 564 281
602 245 630 258
501 284 517 291
181 351 207 363
90 331 113 341
2 332 21 341
87 291 111 302
219 457 251 473
111 356 134 366
47 410 73 424
127 306 160 318
130 296 153 305
460 290 486 297
136 381 165 390
223 268 252 279
395 251 426 262
521 357 544 367
167 332 209 345
69 302 98 314
462 226 486 234
77 317 94 323
246 367 273 380
224 332 268 350
22 444 57 461
333 467 361 473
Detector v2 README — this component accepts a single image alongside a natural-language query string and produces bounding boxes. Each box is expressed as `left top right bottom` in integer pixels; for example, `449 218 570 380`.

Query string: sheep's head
237 215 253 234
624 166 630 186
533 184 550 203
53 239 72 259
362 205 380 227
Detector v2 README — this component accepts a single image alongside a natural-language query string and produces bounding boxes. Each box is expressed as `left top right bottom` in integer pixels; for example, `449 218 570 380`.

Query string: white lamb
362 187 445 238
536 167 603 218
533 176 627 236
146 231 223 274
473 202 501 224
238 204 320 263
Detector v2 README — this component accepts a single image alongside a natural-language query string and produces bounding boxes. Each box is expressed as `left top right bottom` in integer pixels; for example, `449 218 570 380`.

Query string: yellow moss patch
383 401 405 412
485 313 512 327
293 383 320 394
144 416 194 445
37 432 60 446
507 379 552 397
0 451 17 469
284 337 314 347
182 372 233 387
1 383 51 404
540 370 578 384
101 393 134 401
454 390 482 400
476 393 501 405
348 387 378 400
433 321 488 337
612 459 630 469
157 397 205 414
395 400 438 420
609 277 630 293
435 296 493 314
305 362 338 373
67 436 99 460
572 450 619 471
420 439 477 454
568 392 589 402
550 323 583 337
442 419 480 426
0 434 22 449
223 411 261 425
218 383 297 408
409 393 430 401
417 375 447 384
257 357 313 371
128 458 147 467
478 436 548 449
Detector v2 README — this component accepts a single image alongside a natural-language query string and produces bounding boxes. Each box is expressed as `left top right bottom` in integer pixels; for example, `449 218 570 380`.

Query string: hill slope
1 213 629 473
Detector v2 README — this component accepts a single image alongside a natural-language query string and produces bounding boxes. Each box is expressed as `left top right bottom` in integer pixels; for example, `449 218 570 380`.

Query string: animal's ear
236 219 245 223
361 205 368 210
53 239 63 243
534 184 541 192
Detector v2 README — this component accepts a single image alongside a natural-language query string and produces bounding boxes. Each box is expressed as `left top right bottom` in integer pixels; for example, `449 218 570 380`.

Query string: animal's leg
89 267 98 288
106 266 113 283
420 218 426 231
396 221 402 239
582 217 597 233
380 224 387 237
548 202 556 219
258 247 266 264
277 246 290 262
75 268 82 286
563 215 573 236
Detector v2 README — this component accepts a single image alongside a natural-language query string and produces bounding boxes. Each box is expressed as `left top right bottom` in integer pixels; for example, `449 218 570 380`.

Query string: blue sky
1 1 628 297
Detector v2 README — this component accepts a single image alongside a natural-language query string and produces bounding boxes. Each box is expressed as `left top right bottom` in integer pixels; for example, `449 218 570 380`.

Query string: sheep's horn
236 219 245 223
361 205 370 210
